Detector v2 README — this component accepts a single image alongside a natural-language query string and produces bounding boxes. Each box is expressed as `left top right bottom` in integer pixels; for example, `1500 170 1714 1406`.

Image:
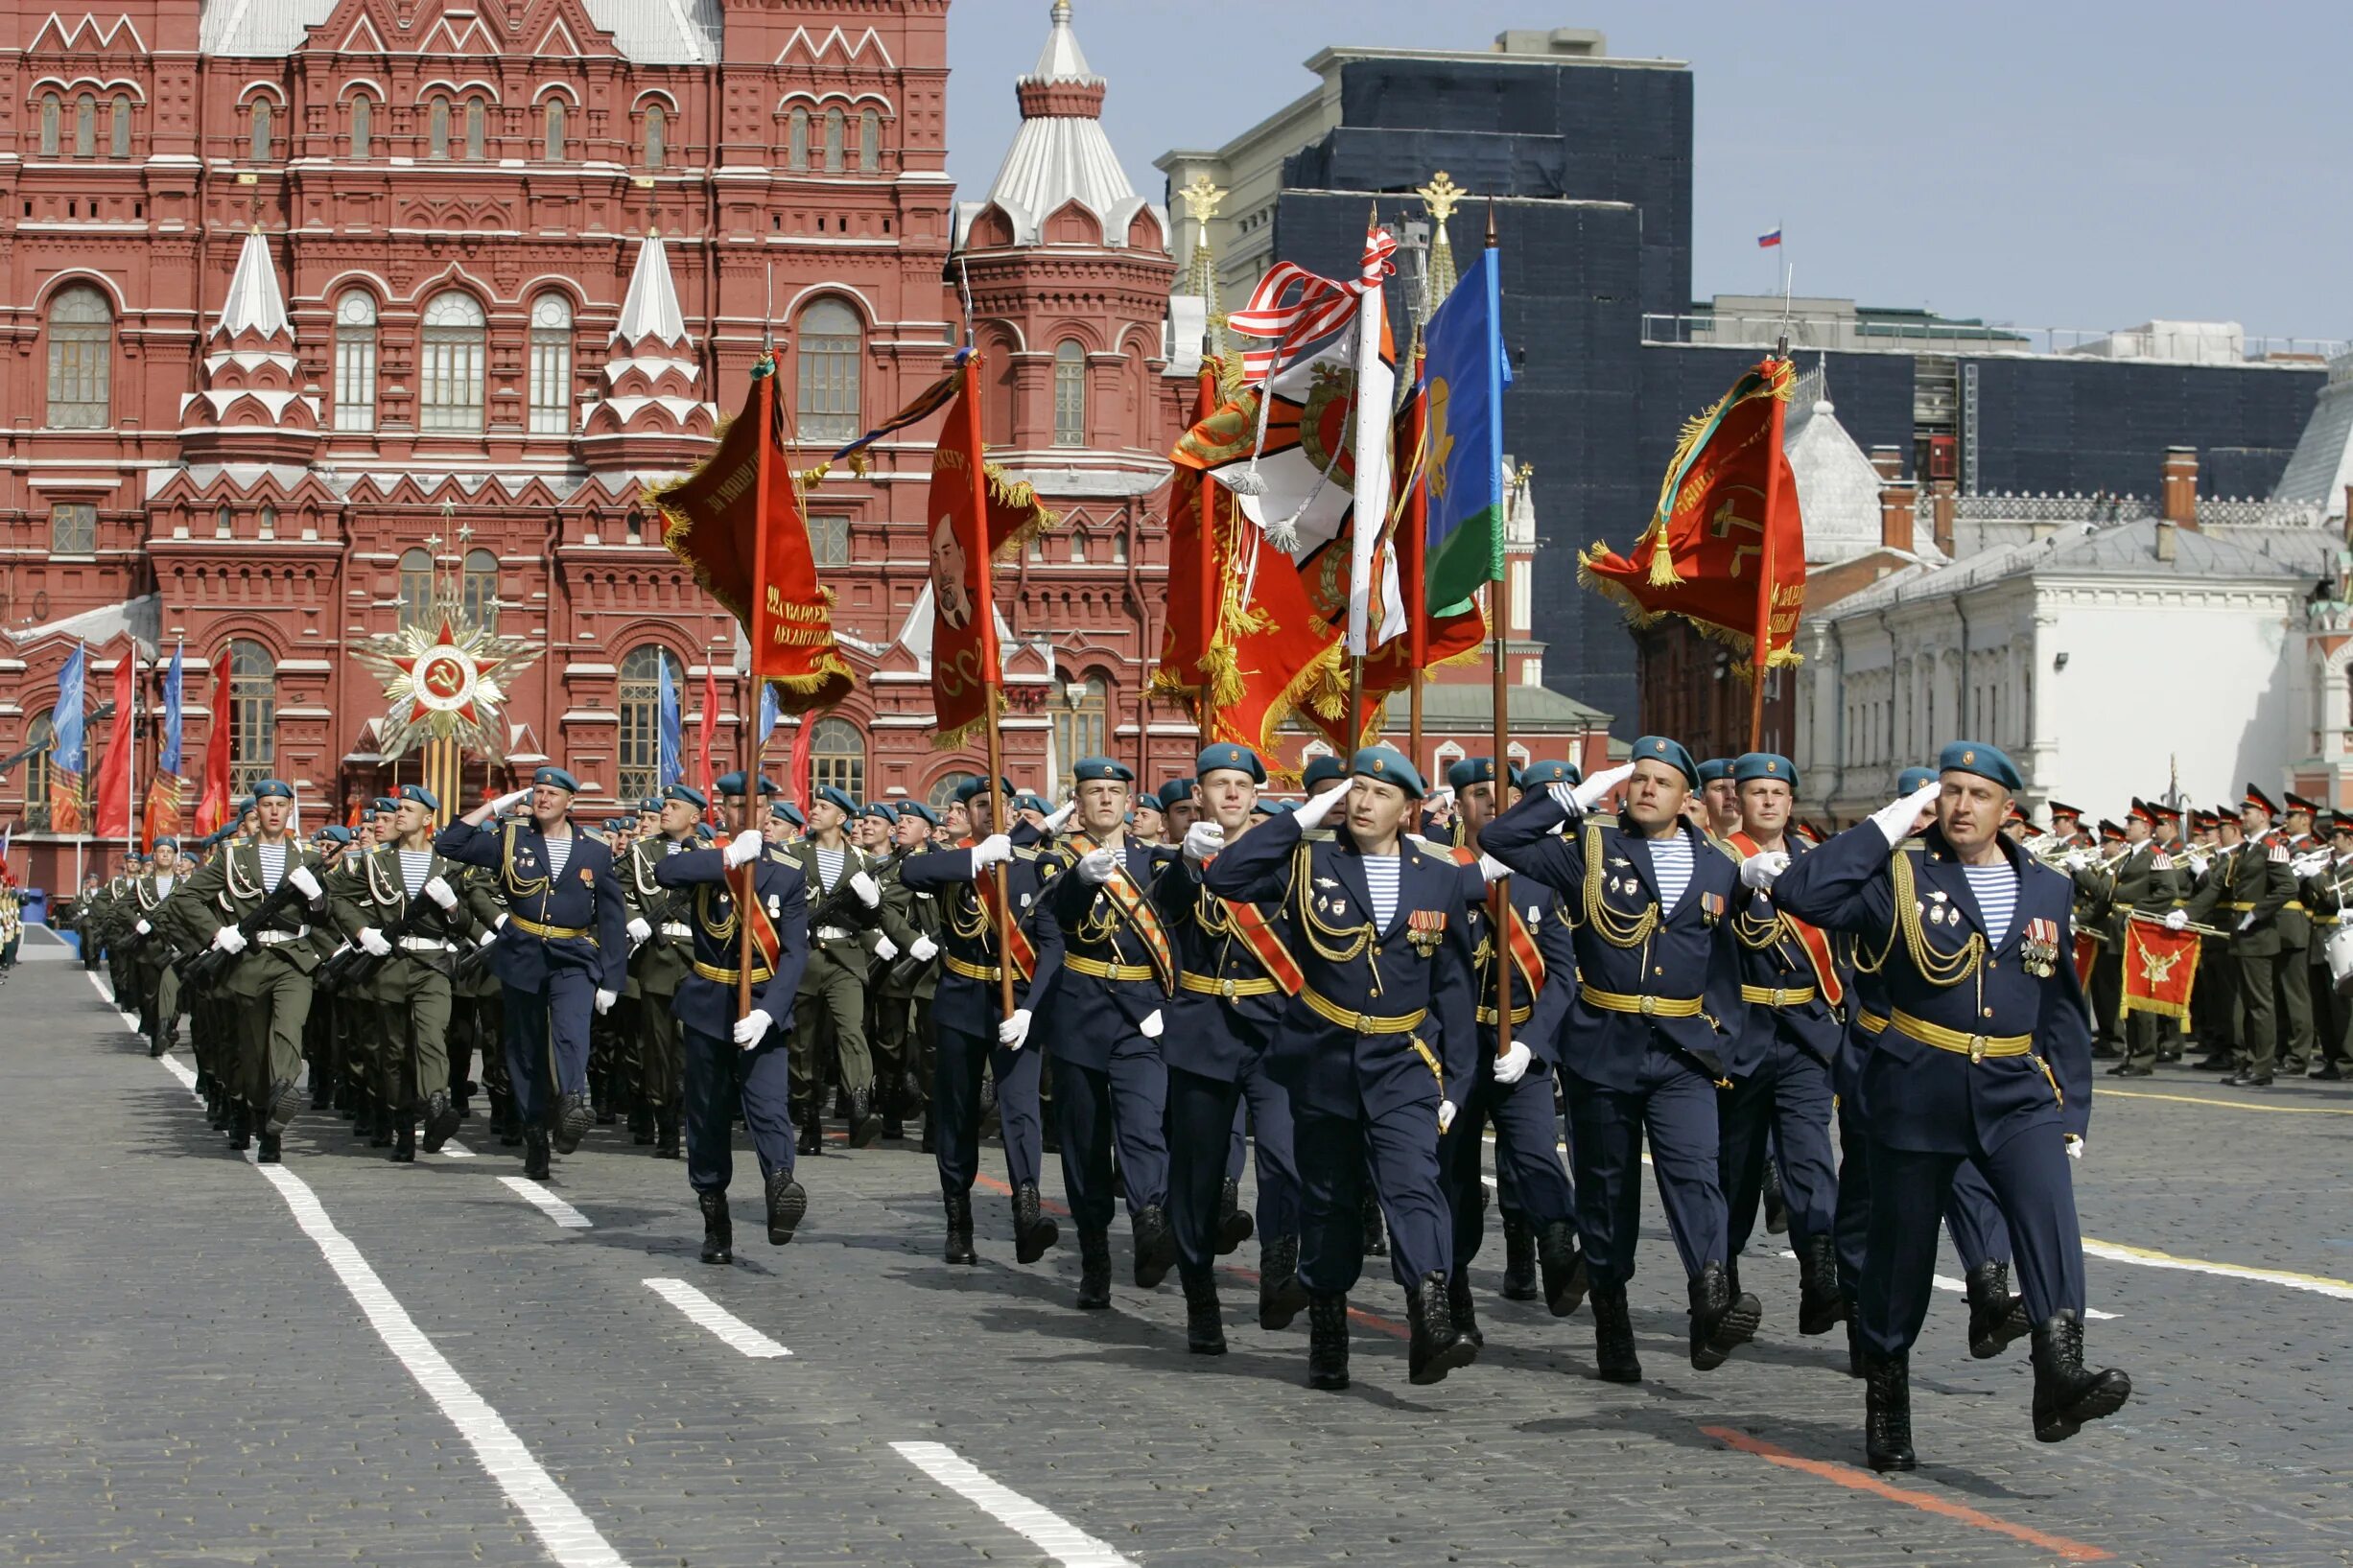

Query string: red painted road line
1701 1425 2111 1563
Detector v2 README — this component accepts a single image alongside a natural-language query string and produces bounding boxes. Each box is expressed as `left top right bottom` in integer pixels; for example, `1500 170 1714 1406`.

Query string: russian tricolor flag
1757 227 1782 248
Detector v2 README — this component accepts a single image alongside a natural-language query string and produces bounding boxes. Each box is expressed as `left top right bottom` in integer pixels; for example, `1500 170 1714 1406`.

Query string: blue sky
945 1 2346 347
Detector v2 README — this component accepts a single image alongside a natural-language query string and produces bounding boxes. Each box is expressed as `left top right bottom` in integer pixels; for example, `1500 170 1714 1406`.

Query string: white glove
2062 850 2093 872
872 934 899 963
1290 779 1353 831
1043 799 1078 833
2294 852 2331 878
1870 782 1943 849
1479 853 1512 885
1740 850 1790 890
910 934 939 962
1078 846 1119 885
2163 908 2188 931
134 919 152 936
1183 822 1225 864
723 828 765 868
2186 853 2210 877
478 927 500 948
2238 912 2255 932
625 917 653 947
1139 1009 1165 1040
968 834 1013 872
357 927 392 958
850 870 882 908
422 875 459 911
2065 1135 2084 1161
998 1008 1032 1049
1493 1039 1533 1085
288 865 322 901
1569 762 1636 814
1437 1098 1458 1134
490 786 532 814
211 925 247 955
594 988 618 1015
732 1009 773 1048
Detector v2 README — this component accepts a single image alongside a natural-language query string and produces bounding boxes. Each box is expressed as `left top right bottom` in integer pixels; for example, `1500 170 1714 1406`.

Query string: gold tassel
1644 522 1680 587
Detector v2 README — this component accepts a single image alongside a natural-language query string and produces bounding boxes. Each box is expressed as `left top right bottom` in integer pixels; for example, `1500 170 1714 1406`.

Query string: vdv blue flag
158 642 184 776
758 682 780 747
1420 246 1512 613
53 644 87 774
656 653 682 790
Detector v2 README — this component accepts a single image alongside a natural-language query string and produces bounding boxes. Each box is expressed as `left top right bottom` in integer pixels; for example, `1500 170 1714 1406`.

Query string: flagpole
1404 337 1428 779
1195 336 1219 753
1750 336 1790 753
1484 202 1511 1065
736 359 777 1024
965 352 1019 1019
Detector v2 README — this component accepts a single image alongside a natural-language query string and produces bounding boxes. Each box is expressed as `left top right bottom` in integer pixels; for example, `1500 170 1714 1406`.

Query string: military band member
870 801 945 1142
2091 802 2196 1078
656 821 812 1264
623 784 707 1158
1201 746 1480 1390
2176 784 2295 1087
2274 792 2320 1075
2303 814 2353 1079
1773 742 2127 1472
772 781 886 1152
435 766 628 1181
899 776 1067 1268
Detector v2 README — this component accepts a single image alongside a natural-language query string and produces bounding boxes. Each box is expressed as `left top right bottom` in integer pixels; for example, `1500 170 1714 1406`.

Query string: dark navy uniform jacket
1200 810 1477 1121
435 817 627 993
1773 821 2093 1155
1152 844 1293 1082
653 848 810 1041
1727 834 1847 1069
1451 851 1574 1074
899 842 1066 1029
1483 791 1749 1088
1043 838 1172 1071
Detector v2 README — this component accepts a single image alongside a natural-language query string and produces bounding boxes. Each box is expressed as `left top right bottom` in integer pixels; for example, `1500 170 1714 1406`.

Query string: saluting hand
1290 779 1353 831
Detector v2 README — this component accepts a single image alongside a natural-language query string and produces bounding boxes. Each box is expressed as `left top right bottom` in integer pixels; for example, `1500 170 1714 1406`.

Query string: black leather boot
308 1067 332 1110
943 1187 977 1266
266 1078 301 1135
1076 1230 1113 1309
879 1073 905 1140
1590 1287 1640 1383
1447 1268 1483 1348
1306 1293 1350 1391
1864 1350 1916 1471
1215 1178 1255 1255
553 1091 591 1156
698 1190 733 1265
1965 1259 2031 1360
1013 1182 1059 1264
1844 1300 1864 1378
846 1088 882 1150
1132 1205 1177 1289
629 1102 655 1145
390 1113 416 1164
1688 1261 1762 1370
1499 1213 1540 1301
255 1131 282 1164
1798 1234 1846 1336
1181 1265 1226 1355
523 1127 552 1181
1408 1271 1475 1385
1538 1219 1588 1318
1258 1235 1309 1330
228 1102 252 1152
2030 1310 2132 1442
1762 1157 1790 1234
795 1094 823 1157
421 1089 459 1154
765 1169 807 1245
654 1108 681 1160
1360 1189 1387 1258
368 1101 394 1148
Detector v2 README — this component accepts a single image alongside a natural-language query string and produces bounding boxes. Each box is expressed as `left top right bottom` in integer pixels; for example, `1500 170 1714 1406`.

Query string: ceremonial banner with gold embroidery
2121 918 2201 1019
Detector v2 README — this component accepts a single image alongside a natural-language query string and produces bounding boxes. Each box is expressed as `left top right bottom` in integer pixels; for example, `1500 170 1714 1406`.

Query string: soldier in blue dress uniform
1201 745 1480 1390
653 821 812 1264
898 775 1066 1269
1482 738 1762 1384
1771 741 2130 1471
435 766 628 1181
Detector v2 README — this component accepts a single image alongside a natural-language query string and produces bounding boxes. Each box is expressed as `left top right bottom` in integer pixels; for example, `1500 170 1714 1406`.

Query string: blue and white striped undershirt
1962 862 2020 948
1360 854 1401 931
814 846 847 892
543 832 573 881
1649 834 1694 916
256 842 287 892
397 848 434 898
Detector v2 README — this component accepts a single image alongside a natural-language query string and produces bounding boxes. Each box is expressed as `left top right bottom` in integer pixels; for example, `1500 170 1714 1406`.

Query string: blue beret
1352 744 1426 799
769 801 806 828
1195 744 1265 784
398 784 441 812
318 825 355 844
1519 760 1581 788
812 785 859 816
153 836 179 852
860 802 900 823
532 766 581 793
1445 756 1522 791
694 821 717 841
251 779 295 801
663 784 708 810
1252 799 1284 816
897 800 941 827
1135 792 1164 812
637 796 664 813
1632 737 1698 787
953 775 1017 806
370 795 400 812
713 771 780 797
1300 756 1347 791
1696 758 1734 784
1938 740 2021 792
1895 766 1937 793
1072 756 1134 784
1016 793 1049 815
1731 753 1798 794
1157 777 1196 806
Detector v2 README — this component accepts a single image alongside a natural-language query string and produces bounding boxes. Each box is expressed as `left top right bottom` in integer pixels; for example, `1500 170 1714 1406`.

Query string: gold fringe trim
982 460 1058 555
1639 361 1794 593
1575 549 1803 672
931 689 1006 753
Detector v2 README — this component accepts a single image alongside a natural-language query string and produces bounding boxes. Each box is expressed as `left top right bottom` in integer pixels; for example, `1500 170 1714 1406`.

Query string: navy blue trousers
1720 1032 1838 1257
1441 1065 1576 1268
1172 1059 1299 1270
932 1021 1043 1195
1833 1103 2012 1298
501 970 593 1127
681 1023 795 1195
1860 1129 2085 1358
1565 1051 1728 1290
1051 1039 1168 1234
1296 1103 1450 1296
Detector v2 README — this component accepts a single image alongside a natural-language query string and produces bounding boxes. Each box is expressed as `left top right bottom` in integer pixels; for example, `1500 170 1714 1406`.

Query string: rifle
177 872 321 993
318 873 465 993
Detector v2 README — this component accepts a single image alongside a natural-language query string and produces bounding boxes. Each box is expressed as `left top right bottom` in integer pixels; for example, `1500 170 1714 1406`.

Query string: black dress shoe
698 1190 733 1265
2228 1072 2275 1088
1539 1219 1588 1318
1590 1288 1641 1383
1013 1182 1059 1264
2031 1310 2132 1442
942 1188 978 1266
1131 1205 1177 1290
1181 1266 1226 1355
765 1170 807 1245
1864 1351 1917 1471
1499 1214 1541 1301
1965 1259 2030 1359
1215 1177 1255 1255
2192 1056 2235 1071
1258 1234 1309 1330
1076 1230 1112 1309
1687 1261 1761 1370
2311 1063 2346 1080
421 1090 460 1154
2113 1065 2153 1078
1306 1294 1350 1391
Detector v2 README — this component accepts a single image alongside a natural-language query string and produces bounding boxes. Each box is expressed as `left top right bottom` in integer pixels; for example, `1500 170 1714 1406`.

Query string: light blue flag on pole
1420 246 1513 614
656 654 682 791
758 681 780 748
158 642 185 776
53 644 87 775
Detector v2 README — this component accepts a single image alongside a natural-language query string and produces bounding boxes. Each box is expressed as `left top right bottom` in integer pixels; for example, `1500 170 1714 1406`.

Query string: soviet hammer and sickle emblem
1711 489 1765 577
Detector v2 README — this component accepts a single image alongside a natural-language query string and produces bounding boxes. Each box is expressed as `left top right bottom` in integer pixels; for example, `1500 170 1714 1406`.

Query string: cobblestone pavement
4 953 2349 1567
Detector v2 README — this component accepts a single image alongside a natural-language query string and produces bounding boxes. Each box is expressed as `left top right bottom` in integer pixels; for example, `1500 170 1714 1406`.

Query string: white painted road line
501 1176 593 1229
890 1442 1137 1568
1773 1248 2120 1320
643 1277 791 1359
436 1138 478 1158
2082 1238 2353 1301
149 1050 632 1567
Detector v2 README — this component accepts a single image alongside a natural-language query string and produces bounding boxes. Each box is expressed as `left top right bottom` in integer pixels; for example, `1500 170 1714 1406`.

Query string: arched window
794 297 860 442
397 548 436 628
1049 675 1107 793
228 640 276 796
110 95 131 158
859 107 880 172
528 293 573 433
257 503 277 540
23 711 56 824
418 290 485 432
543 100 565 160
788 106 809 170
249 99 271 160
75 95 95 157
928 771 976 813
811 716 864 802
643 104 664 169
333 290 377 431
822 106 844 173
464 98 485 160
349 96 372 159
38 94 60 156
428 98 450 159
617 644 685 803
45 285 112 429
463 550 500 630
214 504 233 538
1053 340 1087 447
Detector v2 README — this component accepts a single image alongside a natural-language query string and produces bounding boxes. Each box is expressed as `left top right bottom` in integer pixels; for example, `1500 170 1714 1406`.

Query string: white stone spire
1030 0 1096 84
216 227 292 343
613 229 690 349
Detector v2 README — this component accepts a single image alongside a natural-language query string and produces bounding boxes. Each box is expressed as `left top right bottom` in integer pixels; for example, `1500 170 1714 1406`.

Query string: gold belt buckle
1220 977 1236 999
1638 995 1658 1017
1354 1011 1376 1032
1771 987 1790 1007
1968 1034 1988 1064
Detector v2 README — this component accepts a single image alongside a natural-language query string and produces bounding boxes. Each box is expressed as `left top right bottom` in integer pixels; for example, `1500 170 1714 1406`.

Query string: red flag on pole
194 653 232 835
2121 917 2201 1020
786 713 816 805
92 648 134 839
697 660 719 821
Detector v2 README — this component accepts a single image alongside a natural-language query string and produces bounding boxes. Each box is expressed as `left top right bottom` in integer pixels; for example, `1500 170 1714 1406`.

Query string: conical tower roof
613 229 691 349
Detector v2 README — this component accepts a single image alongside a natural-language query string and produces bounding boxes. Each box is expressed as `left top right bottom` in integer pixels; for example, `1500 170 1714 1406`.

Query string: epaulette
1303 827 1338 844
1705 833 1743 864
1013 845 1045 863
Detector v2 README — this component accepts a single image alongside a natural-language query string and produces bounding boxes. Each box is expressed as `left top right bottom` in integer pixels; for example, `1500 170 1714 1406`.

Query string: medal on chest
2020 916 2060 977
